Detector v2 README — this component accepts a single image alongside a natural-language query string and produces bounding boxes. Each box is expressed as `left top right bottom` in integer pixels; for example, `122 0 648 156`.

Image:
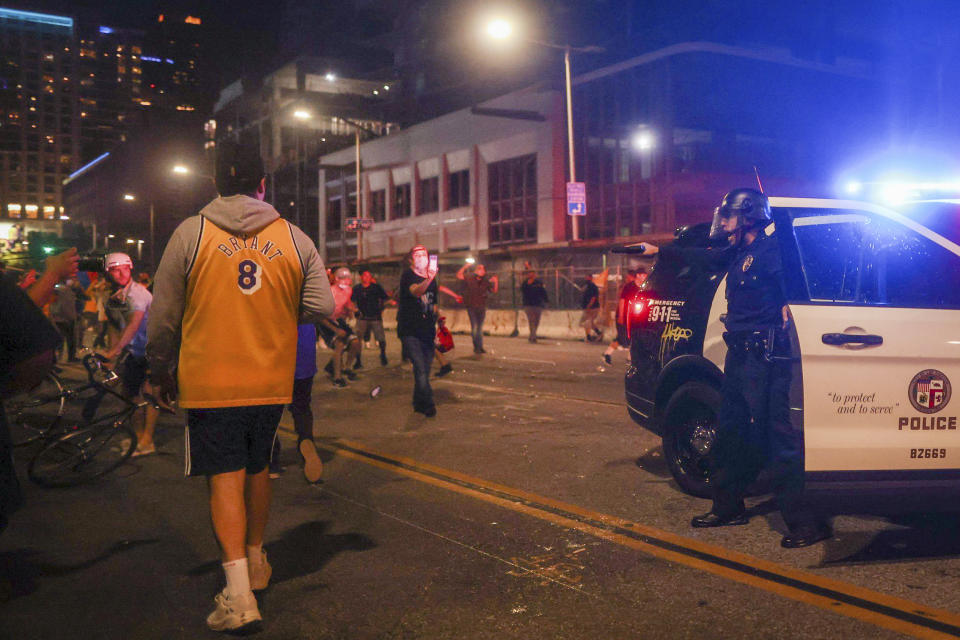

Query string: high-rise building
76 22 145 162
141 11 205 114
0 6 78 224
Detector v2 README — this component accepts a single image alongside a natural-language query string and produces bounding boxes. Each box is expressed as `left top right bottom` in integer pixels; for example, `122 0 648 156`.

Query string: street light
631 129 655 152
484 18 603 242
123 193 136 201
171 165 189 175
485 18 513 40
293 109 311 120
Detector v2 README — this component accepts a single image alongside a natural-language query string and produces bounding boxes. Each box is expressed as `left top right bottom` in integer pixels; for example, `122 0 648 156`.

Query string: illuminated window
185 15 201 25
7 204 22 218
24 204 38 219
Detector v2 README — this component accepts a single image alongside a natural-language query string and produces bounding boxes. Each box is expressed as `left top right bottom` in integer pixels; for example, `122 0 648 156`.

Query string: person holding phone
397 246 461 416
456 261 498 354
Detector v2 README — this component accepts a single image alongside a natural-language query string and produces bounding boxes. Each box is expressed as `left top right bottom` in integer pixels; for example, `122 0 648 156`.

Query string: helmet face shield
709 207 739 240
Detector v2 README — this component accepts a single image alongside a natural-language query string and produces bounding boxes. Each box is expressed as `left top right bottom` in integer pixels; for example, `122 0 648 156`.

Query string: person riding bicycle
97 252 157 456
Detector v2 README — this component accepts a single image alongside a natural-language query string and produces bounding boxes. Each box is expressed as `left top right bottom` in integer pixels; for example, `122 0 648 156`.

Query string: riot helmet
708 188 771 241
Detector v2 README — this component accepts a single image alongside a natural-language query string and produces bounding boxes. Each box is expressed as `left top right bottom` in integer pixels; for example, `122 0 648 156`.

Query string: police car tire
662 381 722 499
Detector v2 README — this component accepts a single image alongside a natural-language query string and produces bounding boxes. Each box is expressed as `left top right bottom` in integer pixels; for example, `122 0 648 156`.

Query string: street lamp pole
563 45 579 241
355 127 362 261
483 22 601 243
149 202 155 268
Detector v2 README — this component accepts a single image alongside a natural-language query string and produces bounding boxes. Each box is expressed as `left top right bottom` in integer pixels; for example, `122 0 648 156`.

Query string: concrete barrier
378 308 613 341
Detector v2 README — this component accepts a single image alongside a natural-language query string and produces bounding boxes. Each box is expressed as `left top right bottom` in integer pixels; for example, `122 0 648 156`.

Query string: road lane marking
321 438 960 640
434 379 624 408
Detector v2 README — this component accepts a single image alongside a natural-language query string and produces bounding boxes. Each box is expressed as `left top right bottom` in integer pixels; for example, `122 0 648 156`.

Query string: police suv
621 198 960 500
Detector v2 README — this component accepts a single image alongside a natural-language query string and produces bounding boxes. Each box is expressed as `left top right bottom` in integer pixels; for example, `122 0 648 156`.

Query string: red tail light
625 294 649 339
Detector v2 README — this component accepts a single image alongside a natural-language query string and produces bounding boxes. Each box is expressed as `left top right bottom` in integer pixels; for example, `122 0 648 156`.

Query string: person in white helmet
99 252 158 456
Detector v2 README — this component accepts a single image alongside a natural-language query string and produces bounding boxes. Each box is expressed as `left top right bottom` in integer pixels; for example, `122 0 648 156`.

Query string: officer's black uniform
657 189 827 548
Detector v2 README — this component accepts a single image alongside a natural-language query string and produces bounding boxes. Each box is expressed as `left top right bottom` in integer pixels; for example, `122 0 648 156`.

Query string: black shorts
615 323 629 346
119 353 149 397
318 319 356 349
185 404 284 476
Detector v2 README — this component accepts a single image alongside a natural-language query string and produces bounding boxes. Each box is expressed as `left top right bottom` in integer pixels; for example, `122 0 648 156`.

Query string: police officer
640 188 830 549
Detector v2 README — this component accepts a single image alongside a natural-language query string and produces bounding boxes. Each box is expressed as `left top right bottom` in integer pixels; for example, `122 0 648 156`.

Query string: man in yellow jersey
145 141 333 633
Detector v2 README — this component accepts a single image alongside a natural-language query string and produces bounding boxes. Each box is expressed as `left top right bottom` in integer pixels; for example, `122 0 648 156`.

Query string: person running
602 268 645 365
352 270 395 368
269 323 323 483
580 275 602 342
145 141 333 633
319 267 361 388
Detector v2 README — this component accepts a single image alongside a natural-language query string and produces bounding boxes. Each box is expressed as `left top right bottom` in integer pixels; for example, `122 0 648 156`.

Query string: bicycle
19 354 165 488
6 369 66 447
8 348 112 447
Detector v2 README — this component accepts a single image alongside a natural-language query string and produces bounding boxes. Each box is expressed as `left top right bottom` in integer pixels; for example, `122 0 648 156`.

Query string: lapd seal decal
741 255 754 272
909 369 951 414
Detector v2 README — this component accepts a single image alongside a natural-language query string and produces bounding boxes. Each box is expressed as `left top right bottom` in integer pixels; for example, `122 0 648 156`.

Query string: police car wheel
662 381 722 499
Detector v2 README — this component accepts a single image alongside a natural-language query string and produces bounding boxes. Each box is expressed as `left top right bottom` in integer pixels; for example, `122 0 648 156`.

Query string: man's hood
199 195 280 235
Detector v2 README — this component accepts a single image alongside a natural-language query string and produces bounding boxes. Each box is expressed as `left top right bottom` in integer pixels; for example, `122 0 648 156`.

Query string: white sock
246 543 263 563
222 558 251 597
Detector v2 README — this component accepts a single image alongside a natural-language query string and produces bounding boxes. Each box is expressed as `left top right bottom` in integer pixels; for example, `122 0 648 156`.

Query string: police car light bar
841 179 960 204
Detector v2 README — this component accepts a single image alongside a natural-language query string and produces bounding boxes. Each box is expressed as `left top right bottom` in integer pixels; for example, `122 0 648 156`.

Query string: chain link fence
361 264 633 315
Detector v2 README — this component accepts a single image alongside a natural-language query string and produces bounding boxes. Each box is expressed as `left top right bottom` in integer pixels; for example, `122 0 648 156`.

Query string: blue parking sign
566 182 586 216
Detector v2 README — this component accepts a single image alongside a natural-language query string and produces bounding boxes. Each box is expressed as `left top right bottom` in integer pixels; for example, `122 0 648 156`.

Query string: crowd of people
0 139 701 635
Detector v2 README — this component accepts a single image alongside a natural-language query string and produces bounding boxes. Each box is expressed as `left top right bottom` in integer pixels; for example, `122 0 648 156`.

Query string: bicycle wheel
28 419 137 488
7 373 65 446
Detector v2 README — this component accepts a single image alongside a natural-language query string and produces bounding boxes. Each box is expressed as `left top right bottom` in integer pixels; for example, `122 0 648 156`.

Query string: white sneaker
300 439 323 484
248 549 272 591
206 589 262 632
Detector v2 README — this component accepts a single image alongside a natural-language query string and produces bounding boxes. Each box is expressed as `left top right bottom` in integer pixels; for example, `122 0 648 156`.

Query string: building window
448 169 469 208
326 198 342 232
370 189 385 222
418 176 438 215
488 154 537 246
393 183 411 219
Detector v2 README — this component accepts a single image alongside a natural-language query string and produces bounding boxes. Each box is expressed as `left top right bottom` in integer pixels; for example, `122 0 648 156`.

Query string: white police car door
772 198 960 476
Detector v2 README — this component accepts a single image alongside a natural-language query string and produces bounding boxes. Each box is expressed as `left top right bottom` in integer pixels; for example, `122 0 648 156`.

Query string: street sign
345 217 374 232
566 182 586 216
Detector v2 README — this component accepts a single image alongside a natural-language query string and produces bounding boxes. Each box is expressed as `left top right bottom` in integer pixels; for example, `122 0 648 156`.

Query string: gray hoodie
146 195 334 376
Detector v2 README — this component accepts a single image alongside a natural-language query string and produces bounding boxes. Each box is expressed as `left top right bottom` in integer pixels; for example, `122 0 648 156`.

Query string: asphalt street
2 332 960 639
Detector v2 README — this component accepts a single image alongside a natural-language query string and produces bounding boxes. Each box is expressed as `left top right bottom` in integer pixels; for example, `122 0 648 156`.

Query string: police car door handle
821 333 883 346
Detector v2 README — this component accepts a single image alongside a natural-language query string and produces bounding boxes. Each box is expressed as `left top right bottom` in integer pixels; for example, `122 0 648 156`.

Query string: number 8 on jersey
238 259 262 295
